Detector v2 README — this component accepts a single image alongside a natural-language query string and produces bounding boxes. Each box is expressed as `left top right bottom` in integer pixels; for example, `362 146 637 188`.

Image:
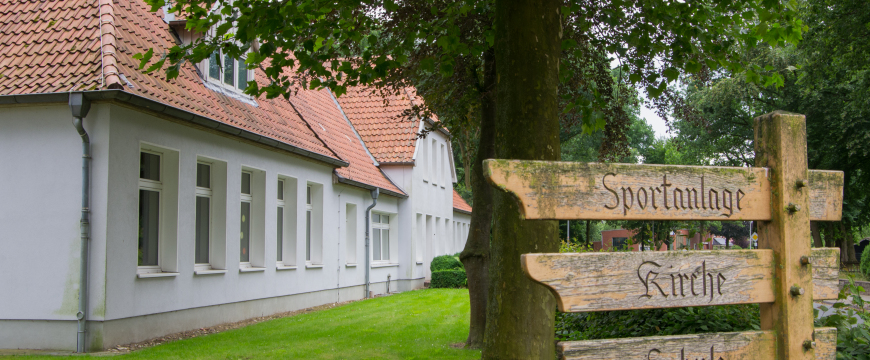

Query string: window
440 144 446 187
277 179 284 263
240 171 252 265
416 213 424 263
346 204 358 265
138 151 162 271
305 183 323 265
372 214 391 261
612 237 628 250
195 162 212 267
137 145 179 277
207 50 251 92
276 176 297 268
431 139 437 185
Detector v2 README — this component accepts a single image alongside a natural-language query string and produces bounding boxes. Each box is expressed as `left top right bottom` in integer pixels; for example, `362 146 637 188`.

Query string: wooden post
755 111 815 359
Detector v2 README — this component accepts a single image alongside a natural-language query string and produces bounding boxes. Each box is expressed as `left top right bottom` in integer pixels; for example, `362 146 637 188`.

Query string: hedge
431 269 467 288
431 255 463 272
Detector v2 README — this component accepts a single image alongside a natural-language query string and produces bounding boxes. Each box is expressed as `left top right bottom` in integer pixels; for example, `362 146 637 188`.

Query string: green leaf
134 48 154 70
384 0 399 12
663 68 679 82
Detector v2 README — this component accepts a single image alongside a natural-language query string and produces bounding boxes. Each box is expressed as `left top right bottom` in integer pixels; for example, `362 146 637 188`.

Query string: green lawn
4 289 480 360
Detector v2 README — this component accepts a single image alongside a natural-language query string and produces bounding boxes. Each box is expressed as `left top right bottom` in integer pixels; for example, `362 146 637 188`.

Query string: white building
0 0 472 351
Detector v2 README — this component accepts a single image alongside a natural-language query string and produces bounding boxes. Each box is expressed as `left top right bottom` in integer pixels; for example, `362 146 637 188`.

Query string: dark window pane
240 201 251 262
138 190 160 266
277 207 284 262
382 229 389 260
209 52 220 79
237 58 248 89
140 152 160 181
373 214 380 223
224 53 234 85
381 215 389 224
196 163 210 188
305 211 311 261
277 180 284 200
306 186 311 205
612 237 628 250
241 172 251 194
373 229 381 261
195 196 210 264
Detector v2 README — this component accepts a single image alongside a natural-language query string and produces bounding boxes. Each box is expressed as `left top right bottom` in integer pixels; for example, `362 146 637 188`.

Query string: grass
4 289 480 360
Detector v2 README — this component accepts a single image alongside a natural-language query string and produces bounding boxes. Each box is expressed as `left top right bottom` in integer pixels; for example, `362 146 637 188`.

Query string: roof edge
334 172 408 199
0 91 349 168
453 207 472 215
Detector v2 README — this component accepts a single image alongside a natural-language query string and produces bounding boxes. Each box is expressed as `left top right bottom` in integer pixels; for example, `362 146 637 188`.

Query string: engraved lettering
686 188 697 209
718 273 726 295
737 189 745 210
662 175 672 210
638 260 727 301
638 187 648 209
701 175 706 209
622 187 634 215
652 187 660 209
603 173 619 209
709 189 720 210
722 189 733 216
638 261 668 298
674 188 684 210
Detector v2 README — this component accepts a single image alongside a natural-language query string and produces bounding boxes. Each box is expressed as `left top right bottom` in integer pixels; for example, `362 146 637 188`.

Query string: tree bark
459 47 496 350
811 221 823 247
483 0 561 358
844 223 857 263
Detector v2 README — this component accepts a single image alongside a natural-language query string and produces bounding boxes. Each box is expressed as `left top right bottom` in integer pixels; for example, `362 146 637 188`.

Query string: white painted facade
0 101 469 351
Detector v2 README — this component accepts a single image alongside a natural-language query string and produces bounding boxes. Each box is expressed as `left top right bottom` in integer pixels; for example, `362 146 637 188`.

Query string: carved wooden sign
484 160 844 221
557 328 837 360
522 249 840 312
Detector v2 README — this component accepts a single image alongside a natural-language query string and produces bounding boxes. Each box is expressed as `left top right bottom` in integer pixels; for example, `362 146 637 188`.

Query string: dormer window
207 51 250 92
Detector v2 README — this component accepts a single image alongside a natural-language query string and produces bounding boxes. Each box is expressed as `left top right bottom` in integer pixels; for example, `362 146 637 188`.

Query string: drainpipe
364 188 379 298
70 92 92 353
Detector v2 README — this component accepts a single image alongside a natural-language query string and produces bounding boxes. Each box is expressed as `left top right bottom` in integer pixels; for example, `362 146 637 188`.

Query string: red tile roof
336 86 422 164
0 0 406 196
453 190 472 214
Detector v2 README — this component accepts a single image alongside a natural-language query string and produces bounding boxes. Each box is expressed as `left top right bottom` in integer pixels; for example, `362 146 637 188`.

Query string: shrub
431 269 466 288
431 255 463 272
815 278 870 359
861 246 870 278
555 304 760 341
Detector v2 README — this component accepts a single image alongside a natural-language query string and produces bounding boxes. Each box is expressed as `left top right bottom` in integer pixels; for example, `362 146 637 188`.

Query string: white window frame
138 150 164 274
305 185 313 263
372 212 392 263
202 29 253 94
277 178 286 266
240 171 253 268
440 143 447 188
430 138 437 186
194 161 213 271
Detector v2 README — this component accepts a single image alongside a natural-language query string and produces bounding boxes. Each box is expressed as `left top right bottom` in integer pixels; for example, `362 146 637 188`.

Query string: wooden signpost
485 112 845 360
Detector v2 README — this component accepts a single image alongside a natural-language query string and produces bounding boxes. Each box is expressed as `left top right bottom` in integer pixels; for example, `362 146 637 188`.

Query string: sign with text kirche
486 111 843 360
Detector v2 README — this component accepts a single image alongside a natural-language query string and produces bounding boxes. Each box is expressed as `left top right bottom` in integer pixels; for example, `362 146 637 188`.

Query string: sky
640 102 672 139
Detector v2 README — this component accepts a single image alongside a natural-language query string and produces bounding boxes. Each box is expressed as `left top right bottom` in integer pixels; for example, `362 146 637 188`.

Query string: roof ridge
99 0 122 89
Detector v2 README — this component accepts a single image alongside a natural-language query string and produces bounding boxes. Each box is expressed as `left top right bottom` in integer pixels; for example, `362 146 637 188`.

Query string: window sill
194 269 227 275
416 261 424 265
276 265 297 271
239 267 266 273
136 272 179 279
345 263 358 268
371 263 399 268
305 264 324 269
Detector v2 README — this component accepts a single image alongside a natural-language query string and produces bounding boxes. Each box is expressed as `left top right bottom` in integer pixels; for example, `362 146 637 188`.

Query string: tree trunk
483 0 561 358
811 221 823 247
844 223 857 263
585 220 591 245
459 47 496 350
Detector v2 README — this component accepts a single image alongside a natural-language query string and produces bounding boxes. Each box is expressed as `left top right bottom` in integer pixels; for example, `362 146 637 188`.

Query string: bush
815 278 870 359
555 304 760 341
431 255 463 272
861 246 870 278
431 269 466 288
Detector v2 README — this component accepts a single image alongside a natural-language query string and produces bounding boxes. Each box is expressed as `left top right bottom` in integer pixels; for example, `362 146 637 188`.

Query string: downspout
364 188 379 298
70 92 92 353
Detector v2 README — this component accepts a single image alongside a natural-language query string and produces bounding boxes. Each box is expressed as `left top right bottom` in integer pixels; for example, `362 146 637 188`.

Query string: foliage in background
814 278 870 359
556 304 760 342
861 246 870 278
